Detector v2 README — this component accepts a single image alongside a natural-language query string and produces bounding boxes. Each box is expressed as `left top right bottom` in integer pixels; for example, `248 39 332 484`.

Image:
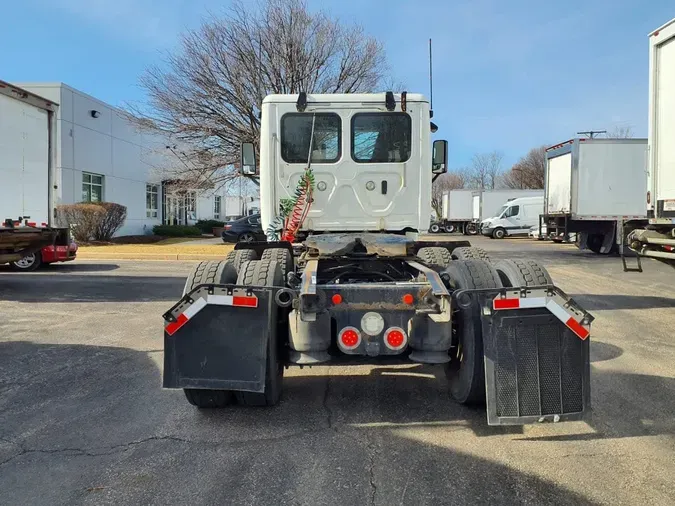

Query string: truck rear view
162 92 593 426
628 18 675 267
0 81 61 266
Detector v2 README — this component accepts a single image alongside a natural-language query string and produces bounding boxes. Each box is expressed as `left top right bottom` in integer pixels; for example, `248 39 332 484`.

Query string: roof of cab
263 92 427 104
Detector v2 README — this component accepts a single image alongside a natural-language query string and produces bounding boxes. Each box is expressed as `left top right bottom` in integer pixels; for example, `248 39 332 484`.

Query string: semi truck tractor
162 92 592 426
0 80 69 269
628 18 675 268
541 138 648 257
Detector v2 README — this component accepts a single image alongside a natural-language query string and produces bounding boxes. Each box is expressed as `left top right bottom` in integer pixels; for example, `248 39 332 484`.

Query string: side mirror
240 143 257 175
432 139 448 174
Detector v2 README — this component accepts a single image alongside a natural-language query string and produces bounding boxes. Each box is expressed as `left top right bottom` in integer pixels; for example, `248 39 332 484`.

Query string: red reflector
386 330 405 348
341 329 359 347
165 313 188 336
232 296 258 307
566 317 589 340
402 293 414 305
332 293 343 305
494 298 520 309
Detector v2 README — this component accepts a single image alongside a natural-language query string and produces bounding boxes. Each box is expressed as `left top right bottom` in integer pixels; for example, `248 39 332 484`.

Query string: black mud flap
162 285 278 393
457 287 593 426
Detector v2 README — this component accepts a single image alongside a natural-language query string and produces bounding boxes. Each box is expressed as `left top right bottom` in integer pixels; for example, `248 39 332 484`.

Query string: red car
11 241 78 271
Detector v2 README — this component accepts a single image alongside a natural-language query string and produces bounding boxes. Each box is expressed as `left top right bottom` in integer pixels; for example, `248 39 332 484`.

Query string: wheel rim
240 233 254 242
14 254 36 268
431 225 440 233
495 229 505 239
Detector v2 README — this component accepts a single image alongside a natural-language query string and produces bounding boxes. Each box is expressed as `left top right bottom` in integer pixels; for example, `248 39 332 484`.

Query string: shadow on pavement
0 274 183 303
46 262 120 272
589 341 624 363
570 294 675 311
0 340 603 505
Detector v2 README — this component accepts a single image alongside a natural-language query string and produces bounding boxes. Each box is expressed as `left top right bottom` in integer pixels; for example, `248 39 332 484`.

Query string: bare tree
431 171 466 218
128 0 390 189
502 146 546 189
606 126 634 138
467 151 503 190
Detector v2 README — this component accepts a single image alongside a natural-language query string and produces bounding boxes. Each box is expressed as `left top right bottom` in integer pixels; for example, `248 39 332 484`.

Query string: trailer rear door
472 194 481 220
654 33 675 209
0 92 50 225
546 152 572 214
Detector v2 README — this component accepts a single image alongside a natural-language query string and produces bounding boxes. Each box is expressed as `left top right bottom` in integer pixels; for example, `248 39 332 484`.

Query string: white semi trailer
431 189 474 234
542 138 648 256
628 18 675 268
162 92 593 426
0 80 67 267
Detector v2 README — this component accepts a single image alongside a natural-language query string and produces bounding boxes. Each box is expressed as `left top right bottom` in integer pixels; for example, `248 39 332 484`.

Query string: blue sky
1 0 673 169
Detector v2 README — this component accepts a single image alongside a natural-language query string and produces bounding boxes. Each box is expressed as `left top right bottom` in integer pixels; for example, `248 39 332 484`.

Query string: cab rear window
351 113 411 163
281 113 341 164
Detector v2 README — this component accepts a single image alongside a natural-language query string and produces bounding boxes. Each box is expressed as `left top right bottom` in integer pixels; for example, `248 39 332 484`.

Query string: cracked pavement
1 237 674 505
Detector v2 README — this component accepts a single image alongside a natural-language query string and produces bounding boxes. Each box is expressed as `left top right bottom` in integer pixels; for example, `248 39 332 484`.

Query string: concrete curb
77 252 227 261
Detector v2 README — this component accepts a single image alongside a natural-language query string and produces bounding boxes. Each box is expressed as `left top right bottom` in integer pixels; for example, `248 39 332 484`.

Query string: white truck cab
256 93 441 235
480 196 544 239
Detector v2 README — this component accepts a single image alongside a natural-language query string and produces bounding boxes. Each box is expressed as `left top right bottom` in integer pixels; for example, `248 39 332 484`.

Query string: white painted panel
73 124 112 174
112 110 140 144
112 138 143 180
73 92 111 135
59 120 74 169
0 93 50 223
546 153 572 214
447 190 473 220
576 141 647 217
655 36 675 202
472 194 481 220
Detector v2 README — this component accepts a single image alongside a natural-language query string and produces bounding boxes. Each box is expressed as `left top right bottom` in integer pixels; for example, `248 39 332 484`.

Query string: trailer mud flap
162 285 276 393
457 287 593 425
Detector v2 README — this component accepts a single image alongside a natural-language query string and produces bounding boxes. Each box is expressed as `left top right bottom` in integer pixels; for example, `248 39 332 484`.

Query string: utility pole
577 130 607 139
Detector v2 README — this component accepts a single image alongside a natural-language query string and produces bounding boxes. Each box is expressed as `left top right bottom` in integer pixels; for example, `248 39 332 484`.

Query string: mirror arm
432 174 441 183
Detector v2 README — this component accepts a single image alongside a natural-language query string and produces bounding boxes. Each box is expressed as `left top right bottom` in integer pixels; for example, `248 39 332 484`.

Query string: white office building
16 82 253 236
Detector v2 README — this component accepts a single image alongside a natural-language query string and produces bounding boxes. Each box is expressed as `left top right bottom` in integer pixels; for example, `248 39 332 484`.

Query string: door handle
381 181 388 195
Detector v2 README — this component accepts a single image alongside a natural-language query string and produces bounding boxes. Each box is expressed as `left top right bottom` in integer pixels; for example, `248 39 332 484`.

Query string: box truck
430 189 474 233
0 80 67 268
628 18 675 268
542 138 649 256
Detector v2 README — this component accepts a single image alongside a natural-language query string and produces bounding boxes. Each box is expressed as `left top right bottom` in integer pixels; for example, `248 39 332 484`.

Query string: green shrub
57 202 127 242
194 219 225 234
152 225 202 237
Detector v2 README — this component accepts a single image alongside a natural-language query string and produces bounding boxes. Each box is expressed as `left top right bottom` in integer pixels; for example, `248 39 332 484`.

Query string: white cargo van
480 196 544 239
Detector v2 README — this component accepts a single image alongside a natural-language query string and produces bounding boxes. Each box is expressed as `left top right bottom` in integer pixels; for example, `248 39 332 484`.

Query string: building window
186 191 197 221
146 184 159 218
82 173 104 202
214 195 221 220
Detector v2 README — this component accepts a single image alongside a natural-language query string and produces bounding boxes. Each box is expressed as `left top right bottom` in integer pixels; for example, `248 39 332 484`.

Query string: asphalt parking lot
1 236 674 505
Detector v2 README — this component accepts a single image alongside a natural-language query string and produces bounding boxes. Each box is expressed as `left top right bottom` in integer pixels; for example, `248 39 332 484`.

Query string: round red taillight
338 327 361 351
384 327 407 351
402 293 414 305
332 293 343 305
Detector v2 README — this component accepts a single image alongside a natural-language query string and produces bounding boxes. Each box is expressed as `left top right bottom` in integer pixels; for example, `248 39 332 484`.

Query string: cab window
505 205 520 218
351 113 411 163
281 113 341 164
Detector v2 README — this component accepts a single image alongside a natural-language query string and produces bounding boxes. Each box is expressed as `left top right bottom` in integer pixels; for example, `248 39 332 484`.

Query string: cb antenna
429 38 434 118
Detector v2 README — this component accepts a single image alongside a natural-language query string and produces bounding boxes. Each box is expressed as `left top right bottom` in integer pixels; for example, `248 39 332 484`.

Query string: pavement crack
367 438 378 506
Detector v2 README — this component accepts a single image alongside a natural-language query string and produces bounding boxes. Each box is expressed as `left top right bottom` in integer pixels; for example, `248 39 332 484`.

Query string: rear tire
430 223 441 234
417 247 452 269
261 248 294 278
587 233 605 254
492 228 506 239
493 259 553 287
443 260 502 405
464 223 478 235
451 246 490 262
225 249 257 274
184 388 234 408
235 259 285 406
183 259 237 296
11 252 42 271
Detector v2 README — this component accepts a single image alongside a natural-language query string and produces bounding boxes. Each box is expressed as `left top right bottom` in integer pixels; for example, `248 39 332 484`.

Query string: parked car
11 241 78 271
221 214 266 243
